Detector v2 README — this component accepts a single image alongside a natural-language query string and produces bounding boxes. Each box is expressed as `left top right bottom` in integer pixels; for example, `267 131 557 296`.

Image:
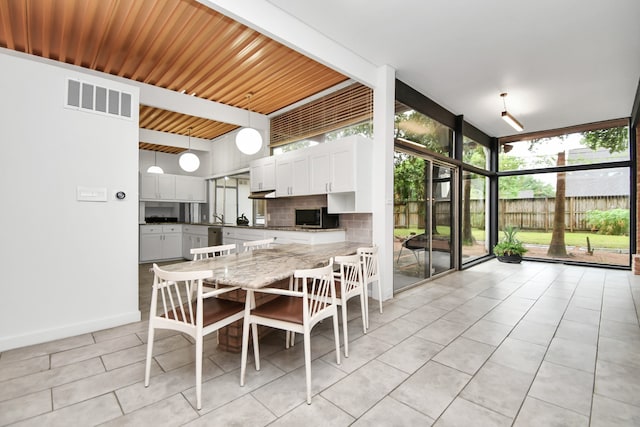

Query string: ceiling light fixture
500 92 524 132
179 127 200 172
235 92 263 155
146 150 164 174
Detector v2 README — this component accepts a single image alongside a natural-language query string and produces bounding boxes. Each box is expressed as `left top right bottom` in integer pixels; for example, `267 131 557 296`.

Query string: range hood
248 190 276 199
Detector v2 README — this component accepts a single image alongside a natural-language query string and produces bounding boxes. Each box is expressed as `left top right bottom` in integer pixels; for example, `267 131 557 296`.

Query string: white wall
0 51 140 351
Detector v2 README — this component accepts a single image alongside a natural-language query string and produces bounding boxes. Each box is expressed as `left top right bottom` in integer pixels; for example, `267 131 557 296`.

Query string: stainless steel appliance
208 226 223 246
294 207 339 229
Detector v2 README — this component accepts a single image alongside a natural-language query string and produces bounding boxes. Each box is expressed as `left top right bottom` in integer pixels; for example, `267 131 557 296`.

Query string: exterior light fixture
235 92 263 155
146 150 164 174
179 127 200 172
500 92 524 132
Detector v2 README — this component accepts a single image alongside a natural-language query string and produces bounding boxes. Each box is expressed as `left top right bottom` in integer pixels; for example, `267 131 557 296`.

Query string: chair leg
341 301 349 357
252 323 260 371
332 311 341 366
240 291 254 387
144 326 155 387
397 246 403 263
359 292 367 334
377 280 383 314
303 330 312 405
363 286 370 329
195 334 203 410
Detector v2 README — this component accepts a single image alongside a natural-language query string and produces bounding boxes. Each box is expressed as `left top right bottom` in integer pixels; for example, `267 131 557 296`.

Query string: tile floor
1 260 640 426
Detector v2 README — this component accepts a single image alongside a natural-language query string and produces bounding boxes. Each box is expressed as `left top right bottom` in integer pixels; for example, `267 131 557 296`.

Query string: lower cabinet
181 225 210 260
140 225 182 262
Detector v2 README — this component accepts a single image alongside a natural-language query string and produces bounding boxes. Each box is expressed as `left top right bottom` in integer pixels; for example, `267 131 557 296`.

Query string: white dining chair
358 246 382 325
332 254 368 357
144 264 247 410
240 260 341 404
191 243 236 260
243 237 275 251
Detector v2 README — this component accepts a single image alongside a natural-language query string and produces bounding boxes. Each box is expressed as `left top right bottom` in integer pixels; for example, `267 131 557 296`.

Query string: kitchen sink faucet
213 214 224 224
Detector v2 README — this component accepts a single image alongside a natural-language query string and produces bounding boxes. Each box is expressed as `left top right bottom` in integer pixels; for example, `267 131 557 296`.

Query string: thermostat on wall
77 186 107 202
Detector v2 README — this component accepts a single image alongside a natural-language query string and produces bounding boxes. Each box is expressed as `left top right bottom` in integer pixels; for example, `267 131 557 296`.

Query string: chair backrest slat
295 261 335 321
191 244 236 261
335 254 362 294
358 246 379 285
243 238 275 252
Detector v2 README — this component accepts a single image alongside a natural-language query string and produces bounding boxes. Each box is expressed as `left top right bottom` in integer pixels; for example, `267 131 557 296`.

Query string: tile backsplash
266 195 372 243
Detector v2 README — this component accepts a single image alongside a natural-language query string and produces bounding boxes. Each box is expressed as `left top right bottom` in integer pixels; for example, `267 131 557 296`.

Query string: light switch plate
77 186 107 202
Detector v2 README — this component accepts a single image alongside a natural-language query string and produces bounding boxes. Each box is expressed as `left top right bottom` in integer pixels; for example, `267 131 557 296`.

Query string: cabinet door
175 176 205 201
162 233 182 259
330 145 355 192
140 234 163 262
157 175 176 200
275 157 293 196
140 174 158 199
291 155 310 195
250 162 263 192
309 150 331 194
182 234 193 260
262 158 276 190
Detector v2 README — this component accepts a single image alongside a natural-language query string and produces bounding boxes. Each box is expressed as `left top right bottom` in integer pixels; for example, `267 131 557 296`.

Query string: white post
371 64 396 302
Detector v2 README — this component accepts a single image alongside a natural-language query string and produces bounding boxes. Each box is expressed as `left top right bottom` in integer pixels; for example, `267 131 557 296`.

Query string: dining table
161 240 364 352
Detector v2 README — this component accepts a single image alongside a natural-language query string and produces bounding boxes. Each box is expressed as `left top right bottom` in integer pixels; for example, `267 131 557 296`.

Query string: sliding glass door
394 151 457 292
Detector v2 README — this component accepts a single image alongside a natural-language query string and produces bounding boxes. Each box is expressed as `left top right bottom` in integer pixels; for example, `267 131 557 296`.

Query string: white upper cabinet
140 173 206 202
275 153 309 197
249 157 275 192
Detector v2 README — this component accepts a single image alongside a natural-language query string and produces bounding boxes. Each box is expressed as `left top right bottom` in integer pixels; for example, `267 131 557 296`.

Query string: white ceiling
268 0 640 137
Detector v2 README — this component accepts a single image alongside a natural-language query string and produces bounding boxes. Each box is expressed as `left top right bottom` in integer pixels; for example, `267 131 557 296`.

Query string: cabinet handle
325 183 328 192
329 182 332 192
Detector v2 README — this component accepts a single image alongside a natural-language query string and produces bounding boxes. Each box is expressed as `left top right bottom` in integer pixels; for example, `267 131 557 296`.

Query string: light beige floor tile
53 359 162 409
366 317 423 346
545 337 596 373
366 302 411 325
489 337 545 374
597 336 640 369
265 334 337 374
555 319 599 346
401 305 448 327
92 321 149 343
601 306 638 324
268 395 354 427
0 354 49 382
376 335 443 374
50 334 142 368
183 360 284 412
508 319 556 346
599 318 640 343
562 306 601 326
252 358 346 416
321 359 408 418
11 393 121 427
414 318 469 346
391 361 471 420
0 389 51 426
0 334 95 364
594 359 640 407
482 307 527 326
432 336 495 375
590 394 640 427
529 361 594 416
116 358 223 413
462 319 513 346
102 393 198 426
569 296 602 311
102 333 192 371
351 396 434 426
461 361 533 418
321 334 393 374
434 397 512 427
183 394 276 427
513 396 588 427
0 357 104 402
441 308 483 326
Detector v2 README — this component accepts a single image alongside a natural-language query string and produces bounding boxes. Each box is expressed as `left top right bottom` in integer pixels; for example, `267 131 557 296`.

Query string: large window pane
500 127 629 171
498 168 630 266
395 102 453 157
463 136 489 170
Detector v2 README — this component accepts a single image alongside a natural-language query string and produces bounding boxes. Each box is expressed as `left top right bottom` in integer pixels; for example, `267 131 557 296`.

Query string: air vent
66 78 133 120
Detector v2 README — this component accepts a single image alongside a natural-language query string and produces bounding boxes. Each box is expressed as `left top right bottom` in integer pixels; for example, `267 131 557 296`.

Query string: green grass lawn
395 227 628 249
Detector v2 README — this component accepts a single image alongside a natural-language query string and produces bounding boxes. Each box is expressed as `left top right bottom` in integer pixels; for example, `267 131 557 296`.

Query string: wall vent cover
66 78 132 120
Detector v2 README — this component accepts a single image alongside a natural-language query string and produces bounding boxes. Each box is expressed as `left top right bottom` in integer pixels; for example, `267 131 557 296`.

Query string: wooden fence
395 195 629 231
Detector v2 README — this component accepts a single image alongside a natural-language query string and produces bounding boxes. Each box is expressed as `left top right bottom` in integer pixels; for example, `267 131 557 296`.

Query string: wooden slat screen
270 83 373 147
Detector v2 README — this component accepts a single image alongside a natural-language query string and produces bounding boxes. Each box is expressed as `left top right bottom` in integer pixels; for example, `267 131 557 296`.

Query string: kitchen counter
141 222 345 232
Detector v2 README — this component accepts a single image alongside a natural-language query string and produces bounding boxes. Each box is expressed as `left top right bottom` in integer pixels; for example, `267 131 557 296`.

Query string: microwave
295 207 339 229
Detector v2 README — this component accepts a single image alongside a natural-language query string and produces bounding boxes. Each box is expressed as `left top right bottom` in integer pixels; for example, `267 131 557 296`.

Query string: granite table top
161 241 364 289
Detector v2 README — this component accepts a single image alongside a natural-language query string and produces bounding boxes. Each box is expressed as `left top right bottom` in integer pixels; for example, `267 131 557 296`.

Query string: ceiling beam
139 129 212 152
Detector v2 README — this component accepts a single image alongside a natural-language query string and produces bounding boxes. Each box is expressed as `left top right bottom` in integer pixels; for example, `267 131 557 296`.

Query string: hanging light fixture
235 92 263 155
500 92 524 132
179 127 200 172
146 150 164 174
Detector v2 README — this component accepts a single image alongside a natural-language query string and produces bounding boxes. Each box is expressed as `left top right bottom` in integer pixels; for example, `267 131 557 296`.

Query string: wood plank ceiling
0 0 348 151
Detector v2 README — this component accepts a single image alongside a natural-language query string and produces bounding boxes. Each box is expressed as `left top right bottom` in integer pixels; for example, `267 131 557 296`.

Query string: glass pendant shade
147 151 164 174
179 152 200 172
235 127 263 155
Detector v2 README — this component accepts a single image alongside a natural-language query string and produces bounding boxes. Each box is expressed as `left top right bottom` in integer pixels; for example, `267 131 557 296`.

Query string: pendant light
146 150 164 174
235 92 263 155
179 127 200 172
500 92 524 132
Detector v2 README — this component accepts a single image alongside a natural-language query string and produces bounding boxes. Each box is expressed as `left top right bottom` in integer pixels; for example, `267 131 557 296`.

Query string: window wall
498 125 631 267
